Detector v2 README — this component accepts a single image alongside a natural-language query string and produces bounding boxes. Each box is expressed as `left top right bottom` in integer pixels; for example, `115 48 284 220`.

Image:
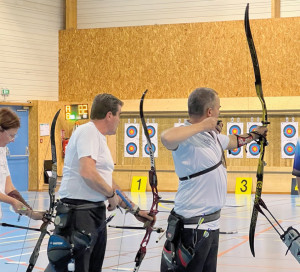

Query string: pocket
54 202 72 229
47 234 72 266
166 213 183 242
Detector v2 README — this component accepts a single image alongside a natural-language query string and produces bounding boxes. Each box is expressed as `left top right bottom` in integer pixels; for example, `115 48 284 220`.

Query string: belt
60 198 105 210
182 209 221 224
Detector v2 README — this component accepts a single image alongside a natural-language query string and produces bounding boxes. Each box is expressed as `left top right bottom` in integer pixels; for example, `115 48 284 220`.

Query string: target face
147 125 156 138
126 126 138 138
284 143 296 156
283 125 296 138
249 125 258 133
230 147 241 156
229 125 241 135
249 142 260 156
126 143 137 155
144 143 156 155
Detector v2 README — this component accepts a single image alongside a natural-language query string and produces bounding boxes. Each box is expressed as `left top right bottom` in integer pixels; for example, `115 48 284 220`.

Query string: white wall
0 0 298 102
0 0 64 102
281 0 300 17
77 0 300 30
77 0 273 29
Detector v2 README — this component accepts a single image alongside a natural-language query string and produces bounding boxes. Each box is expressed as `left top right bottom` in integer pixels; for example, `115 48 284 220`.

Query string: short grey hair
188 87 218 117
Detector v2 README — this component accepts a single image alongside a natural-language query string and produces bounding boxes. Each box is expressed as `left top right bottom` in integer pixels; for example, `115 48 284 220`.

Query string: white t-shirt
173 121 229 230
0 147 10 219
59 122 114 202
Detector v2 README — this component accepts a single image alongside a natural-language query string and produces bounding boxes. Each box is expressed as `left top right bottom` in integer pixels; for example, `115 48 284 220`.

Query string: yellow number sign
131 176 147 192
235 177 252 194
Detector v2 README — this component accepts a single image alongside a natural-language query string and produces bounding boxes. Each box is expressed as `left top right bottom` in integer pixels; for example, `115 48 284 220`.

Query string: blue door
0 106 29 191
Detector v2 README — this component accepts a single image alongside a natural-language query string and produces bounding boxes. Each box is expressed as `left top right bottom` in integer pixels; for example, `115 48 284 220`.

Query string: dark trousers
161 229 219 272
46 199 107 272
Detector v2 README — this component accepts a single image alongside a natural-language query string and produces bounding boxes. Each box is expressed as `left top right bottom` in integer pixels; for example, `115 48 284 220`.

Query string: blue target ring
126 126 138 138
147 125 156 138
144 143 156 155
284 143 295 156
283 125 296 138
126 142 137 155
249 142 260 156
230 147 241 156
249 125 258 133
229 125 241 135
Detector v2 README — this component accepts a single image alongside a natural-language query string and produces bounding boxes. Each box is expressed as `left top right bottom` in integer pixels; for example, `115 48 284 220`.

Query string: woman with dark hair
0 107 43 220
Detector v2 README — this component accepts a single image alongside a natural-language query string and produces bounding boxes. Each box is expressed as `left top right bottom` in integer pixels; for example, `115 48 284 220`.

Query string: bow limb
26 109 61 272
244 4 269 257
132 90 160 272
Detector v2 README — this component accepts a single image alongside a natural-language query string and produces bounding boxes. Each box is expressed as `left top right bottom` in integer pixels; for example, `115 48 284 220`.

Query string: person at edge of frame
45 93 155 272
0 108 44 221
160 87 268 272
292 138 300 195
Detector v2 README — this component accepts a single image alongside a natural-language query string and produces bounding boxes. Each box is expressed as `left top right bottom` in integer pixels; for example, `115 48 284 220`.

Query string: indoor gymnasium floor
0 192 299 272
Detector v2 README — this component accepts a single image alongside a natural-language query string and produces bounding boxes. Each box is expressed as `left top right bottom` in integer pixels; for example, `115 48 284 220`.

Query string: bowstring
115 116 135 270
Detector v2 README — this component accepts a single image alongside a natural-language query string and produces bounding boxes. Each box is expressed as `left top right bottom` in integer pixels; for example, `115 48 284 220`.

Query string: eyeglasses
3 130 17 141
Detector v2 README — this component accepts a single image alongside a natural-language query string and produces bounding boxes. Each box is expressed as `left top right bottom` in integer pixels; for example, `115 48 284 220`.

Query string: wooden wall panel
29 97 300 193
28 100 91 191
113 97 300 193
59 17 300 102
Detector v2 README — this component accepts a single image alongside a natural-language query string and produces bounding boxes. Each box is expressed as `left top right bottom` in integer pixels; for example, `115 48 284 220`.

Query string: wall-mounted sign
65 104 89 120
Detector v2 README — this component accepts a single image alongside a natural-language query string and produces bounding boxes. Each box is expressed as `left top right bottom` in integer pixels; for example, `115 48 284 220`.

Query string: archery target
227 122 243 159
283 125 296 138
249 124 258 133
144 143 156 155
147 125 156 138
142 123 158 158
126 142 138 155
283 143 296 156
230 147 241 156
124 123 140 157
229 125 241 135
126 125 138 138
281 122 298 158
248 142 260 156
246 122 261 158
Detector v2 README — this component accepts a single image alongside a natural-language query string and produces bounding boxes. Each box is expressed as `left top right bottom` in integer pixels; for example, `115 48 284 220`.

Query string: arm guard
236 133 254 147
8 189 32 210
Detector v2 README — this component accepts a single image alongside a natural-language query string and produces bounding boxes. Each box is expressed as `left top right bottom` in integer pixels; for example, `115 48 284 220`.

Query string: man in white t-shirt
160 88 267 272
46 94 154 272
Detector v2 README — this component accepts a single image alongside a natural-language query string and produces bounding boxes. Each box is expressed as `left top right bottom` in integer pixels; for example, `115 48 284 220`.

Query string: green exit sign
2 89 9 95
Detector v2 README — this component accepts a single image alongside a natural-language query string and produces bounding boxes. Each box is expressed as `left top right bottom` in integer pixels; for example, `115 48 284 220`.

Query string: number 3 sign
235 177 252 194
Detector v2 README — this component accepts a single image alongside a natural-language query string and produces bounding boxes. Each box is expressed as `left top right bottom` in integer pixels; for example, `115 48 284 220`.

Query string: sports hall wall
28 17 300 192
25 96 300 193
55 17 300 194
28 101 90 191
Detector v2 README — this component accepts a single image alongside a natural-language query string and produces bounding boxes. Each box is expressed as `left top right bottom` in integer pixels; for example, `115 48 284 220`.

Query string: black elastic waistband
60 198 105 210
